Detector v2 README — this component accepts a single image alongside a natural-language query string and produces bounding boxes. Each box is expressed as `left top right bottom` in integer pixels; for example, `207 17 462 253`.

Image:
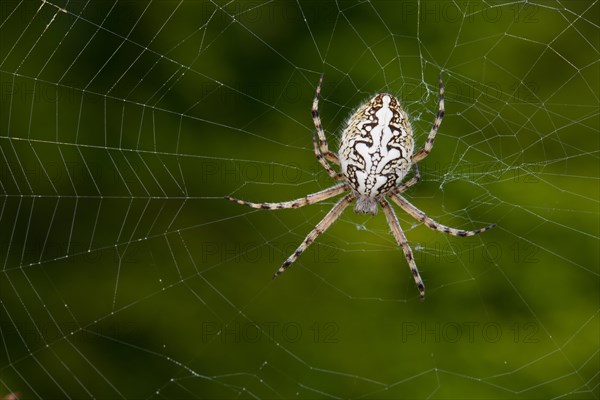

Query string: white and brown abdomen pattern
339 93 414 214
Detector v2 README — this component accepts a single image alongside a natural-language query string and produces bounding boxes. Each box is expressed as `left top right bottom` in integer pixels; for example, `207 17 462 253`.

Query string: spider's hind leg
412 74 445 164
396 164 422 194
312 73 341 165
312 131 344 180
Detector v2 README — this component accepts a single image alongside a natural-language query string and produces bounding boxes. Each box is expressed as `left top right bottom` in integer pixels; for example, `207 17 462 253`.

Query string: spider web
1 0 598 398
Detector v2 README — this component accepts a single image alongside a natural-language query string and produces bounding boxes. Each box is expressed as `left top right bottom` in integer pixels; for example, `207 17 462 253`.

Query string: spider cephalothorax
226 74 495 301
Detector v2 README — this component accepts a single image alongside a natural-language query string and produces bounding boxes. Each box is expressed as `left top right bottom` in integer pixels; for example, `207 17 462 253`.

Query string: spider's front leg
273 194 354 278
379 198 425 301
389 192 496 237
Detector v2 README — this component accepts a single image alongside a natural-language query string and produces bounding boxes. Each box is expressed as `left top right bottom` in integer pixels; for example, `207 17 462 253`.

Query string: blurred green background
1 1 598 399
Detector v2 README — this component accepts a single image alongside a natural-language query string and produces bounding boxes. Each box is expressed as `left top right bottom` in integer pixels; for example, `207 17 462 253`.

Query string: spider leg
312 73 340 165
379 198 425 301
388 192 496 236
396 164 422 193
273 193 354 278
312 131 344 180
412 74 445 163
225 183 348 210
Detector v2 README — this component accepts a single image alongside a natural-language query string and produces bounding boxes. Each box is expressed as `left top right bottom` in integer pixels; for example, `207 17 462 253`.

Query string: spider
225 73 495 301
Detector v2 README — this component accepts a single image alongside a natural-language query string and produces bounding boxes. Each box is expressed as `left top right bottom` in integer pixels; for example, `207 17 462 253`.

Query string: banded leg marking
380 198 425 301
273 194 354 278
389 192 496 237
412 74 445 163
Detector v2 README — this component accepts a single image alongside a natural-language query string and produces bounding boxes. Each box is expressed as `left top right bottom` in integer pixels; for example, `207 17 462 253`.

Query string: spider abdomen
339 93 414 214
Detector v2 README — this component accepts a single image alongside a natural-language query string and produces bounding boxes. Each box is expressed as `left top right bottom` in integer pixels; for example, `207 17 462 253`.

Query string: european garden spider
226 74 495 300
